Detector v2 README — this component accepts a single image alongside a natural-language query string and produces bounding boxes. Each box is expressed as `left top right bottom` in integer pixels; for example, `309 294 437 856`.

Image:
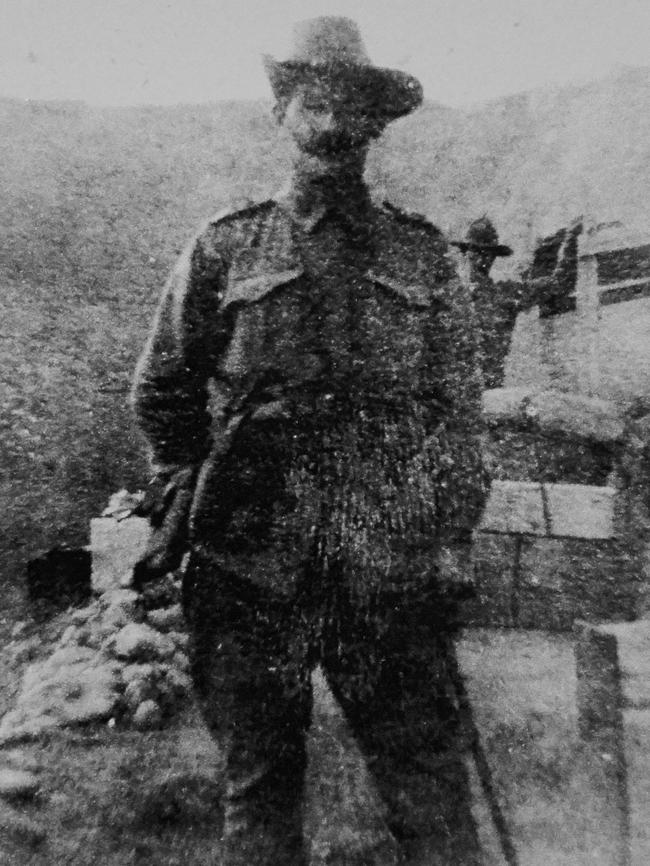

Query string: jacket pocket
366 268 435 309
222 267 304 307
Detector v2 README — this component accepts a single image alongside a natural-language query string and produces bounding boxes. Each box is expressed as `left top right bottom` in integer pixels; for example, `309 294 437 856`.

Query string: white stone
482 386 536 421
100 589 140 630
159 665 192 698
132 700 162 730
10 622 28 640
124 678 159 711
71 604 99 626
146 604 185 633
172 650 191 673
9 638 41 666
0 750 37 771
73 626 94 649
57 626 79 648
0 768 39 801
122 662 156 685
90 516 151 595
89 626 113 649
167 631 190 652
99 588 139 612
102 489 145 519
0 647 119 744
110 623 176 662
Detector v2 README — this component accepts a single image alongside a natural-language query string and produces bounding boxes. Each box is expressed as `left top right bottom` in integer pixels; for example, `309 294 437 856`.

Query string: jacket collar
224 197 433 308
274 180 374 236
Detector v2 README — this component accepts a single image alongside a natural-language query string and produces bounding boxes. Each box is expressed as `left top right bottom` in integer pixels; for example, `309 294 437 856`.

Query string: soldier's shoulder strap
381 200 443 236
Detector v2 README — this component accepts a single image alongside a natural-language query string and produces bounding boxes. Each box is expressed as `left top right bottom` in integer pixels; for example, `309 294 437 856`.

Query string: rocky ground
0 610 622 865
0 574 191 745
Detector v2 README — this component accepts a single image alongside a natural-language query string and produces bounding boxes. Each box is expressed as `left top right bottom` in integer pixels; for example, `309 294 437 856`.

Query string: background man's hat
451 216 513 257
263 16 423 122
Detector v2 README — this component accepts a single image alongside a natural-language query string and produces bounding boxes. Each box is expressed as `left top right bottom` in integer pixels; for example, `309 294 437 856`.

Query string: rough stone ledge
482 387 625 444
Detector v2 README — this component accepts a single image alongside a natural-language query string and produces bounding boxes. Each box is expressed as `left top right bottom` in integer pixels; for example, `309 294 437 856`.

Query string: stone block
479 480 546 535
574 622 650 865
518 538 638 628
521 537 568 592
470 522 637 630
90 516 151 595
590 620 650 710
516 538 576 630
622 709 650 865
574 620 624 739
484 425 616 485
514 588 574 631
544 483 615 539
461 534 517 627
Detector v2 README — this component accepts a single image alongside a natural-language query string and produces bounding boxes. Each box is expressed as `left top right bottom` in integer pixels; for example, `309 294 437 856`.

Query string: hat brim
450 240 513 257
263 56 423 122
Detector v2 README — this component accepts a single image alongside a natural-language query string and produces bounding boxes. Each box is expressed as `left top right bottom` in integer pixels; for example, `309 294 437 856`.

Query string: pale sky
1 0 649 107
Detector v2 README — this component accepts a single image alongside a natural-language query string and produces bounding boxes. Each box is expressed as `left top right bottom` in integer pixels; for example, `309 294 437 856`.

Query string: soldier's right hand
132 468 196 590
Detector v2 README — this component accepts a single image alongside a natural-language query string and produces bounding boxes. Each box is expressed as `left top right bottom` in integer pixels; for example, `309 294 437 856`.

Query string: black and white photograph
1 1 650 863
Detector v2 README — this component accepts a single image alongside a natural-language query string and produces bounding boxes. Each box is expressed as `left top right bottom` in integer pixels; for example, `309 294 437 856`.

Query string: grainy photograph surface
1 1 650 863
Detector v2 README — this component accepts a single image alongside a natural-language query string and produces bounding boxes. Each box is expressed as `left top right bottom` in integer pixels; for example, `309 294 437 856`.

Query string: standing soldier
452 215 584 389
451 216 519 389
132 17 489 866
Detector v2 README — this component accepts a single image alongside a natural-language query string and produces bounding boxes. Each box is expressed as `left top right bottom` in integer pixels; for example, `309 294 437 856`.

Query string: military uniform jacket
132 195 488 597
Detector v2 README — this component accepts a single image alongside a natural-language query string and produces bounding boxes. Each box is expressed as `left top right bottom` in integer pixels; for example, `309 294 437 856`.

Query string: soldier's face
469 250 496 277
282 80 385 158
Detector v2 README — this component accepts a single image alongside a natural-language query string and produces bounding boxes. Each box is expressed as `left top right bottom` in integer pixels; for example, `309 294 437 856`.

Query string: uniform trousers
184 549 483 866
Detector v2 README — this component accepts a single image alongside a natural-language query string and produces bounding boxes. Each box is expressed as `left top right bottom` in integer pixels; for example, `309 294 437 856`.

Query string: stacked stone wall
461 385 650 632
